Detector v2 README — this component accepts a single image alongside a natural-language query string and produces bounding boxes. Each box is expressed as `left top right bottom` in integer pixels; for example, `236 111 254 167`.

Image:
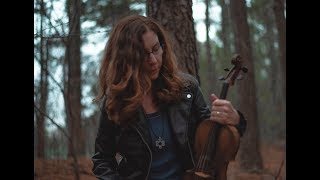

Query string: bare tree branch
34 55 65 95
34 103 70 141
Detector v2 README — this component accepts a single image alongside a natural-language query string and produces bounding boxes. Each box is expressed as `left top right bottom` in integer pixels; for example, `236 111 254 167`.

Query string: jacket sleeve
91 99 121 180
235 110 247 137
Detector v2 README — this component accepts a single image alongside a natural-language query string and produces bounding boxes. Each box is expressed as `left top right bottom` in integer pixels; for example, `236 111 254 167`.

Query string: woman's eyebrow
152 42 160 49
145 42 160 52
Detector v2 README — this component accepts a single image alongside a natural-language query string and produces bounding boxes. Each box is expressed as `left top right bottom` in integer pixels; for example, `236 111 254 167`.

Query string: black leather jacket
92 73 247 180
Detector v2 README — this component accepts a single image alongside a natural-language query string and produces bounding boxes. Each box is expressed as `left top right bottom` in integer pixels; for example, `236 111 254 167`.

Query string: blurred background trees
34 0 286 174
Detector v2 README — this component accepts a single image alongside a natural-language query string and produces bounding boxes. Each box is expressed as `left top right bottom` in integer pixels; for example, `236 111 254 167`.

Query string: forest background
34 0 286 179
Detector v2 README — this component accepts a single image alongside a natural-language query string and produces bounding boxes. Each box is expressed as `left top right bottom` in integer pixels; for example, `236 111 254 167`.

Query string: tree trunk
147 0 200 83
273 0 286 139
109 0 131 26
217 0 238 103
262 0 281 139
230 0 263 172
205 0 217 94
218 0 234 57
37 0 47 159
66 0 84 157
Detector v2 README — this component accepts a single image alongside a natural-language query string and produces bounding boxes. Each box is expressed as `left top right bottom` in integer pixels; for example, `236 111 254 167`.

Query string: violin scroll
219 54 248 86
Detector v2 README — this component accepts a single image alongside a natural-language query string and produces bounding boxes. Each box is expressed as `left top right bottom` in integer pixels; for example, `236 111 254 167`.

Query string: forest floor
34 141 286 180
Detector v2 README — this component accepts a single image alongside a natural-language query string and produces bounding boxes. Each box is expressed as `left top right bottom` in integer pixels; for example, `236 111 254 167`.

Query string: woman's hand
209 94 240 125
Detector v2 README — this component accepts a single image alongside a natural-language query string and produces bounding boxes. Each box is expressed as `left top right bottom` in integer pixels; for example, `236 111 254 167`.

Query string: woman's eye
153 45 160 52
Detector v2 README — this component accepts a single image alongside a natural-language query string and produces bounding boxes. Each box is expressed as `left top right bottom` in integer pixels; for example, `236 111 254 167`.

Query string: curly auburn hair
95 15 184 125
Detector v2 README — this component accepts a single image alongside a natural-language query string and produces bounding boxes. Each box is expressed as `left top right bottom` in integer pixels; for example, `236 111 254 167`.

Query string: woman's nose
147 53 157 64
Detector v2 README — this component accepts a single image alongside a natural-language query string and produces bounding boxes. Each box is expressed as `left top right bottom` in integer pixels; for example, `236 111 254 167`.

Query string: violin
183 54 248 180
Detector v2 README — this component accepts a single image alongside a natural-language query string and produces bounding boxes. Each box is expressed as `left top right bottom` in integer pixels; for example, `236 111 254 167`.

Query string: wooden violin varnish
183 54 248 180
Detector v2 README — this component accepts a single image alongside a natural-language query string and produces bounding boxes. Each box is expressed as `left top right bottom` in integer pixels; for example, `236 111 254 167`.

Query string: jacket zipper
132 124 152 180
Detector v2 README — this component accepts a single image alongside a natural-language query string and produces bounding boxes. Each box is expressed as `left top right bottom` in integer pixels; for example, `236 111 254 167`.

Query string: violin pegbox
219 54 248 86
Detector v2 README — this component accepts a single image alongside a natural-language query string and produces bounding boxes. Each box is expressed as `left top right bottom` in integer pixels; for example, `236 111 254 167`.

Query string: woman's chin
150 71 159 80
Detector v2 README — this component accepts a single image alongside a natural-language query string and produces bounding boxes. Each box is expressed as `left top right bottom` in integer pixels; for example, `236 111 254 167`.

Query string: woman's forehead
143 31 159 48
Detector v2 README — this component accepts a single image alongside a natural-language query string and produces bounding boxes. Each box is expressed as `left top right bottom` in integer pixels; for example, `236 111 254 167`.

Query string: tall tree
218 0 234 59
250 0 281 140
147 0 200 83
205 0 217 93
66 0 84 156
36 0 48 158
230 0 263 171
273 0 286 138
216 0 238 103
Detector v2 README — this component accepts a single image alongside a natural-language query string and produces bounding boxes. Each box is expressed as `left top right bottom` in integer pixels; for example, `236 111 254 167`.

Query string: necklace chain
146 111 166 149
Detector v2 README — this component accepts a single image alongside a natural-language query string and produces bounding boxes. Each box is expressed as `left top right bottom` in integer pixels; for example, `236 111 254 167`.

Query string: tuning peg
231 54 241 64
218 76 225 80
242 67 248 73
236 74 243 80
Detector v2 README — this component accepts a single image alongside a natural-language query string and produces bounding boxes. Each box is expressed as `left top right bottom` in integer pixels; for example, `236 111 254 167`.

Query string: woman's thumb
210 93 218 102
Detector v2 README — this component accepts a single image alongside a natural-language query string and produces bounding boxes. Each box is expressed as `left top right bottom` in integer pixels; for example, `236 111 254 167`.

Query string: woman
92 15 246 180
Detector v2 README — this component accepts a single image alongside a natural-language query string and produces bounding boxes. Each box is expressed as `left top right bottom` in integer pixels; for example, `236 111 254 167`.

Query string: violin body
183 54 246 180
183 121 240 180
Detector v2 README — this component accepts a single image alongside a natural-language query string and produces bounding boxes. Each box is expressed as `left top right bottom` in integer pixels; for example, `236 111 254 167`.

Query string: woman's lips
151 68 158 74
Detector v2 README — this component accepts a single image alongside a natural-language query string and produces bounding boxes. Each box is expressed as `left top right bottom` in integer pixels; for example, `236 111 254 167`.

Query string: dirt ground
34 142 286 180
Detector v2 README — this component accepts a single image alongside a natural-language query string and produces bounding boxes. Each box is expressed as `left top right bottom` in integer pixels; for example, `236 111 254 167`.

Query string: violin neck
219 82 229 100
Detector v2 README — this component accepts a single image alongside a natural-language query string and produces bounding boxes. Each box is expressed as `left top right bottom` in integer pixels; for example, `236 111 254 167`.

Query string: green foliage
83 0 146 27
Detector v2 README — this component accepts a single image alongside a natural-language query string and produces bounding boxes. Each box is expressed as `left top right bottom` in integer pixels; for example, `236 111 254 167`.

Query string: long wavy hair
96 15 184 125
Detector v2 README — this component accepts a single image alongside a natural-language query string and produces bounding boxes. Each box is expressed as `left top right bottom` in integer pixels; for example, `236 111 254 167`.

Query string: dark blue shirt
146 111 182 180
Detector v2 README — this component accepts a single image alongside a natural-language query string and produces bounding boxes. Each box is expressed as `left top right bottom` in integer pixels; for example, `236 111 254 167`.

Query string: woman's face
142 30 163 81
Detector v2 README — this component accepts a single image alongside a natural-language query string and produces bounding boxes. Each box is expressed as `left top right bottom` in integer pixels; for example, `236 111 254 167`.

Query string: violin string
194 56 241 178
196 124 214 173
203 125 216 172
196 88 227 176
198 123 219 177
197 129 210 171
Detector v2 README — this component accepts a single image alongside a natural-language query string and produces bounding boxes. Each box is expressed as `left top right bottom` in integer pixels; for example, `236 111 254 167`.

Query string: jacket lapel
130 107 152 146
